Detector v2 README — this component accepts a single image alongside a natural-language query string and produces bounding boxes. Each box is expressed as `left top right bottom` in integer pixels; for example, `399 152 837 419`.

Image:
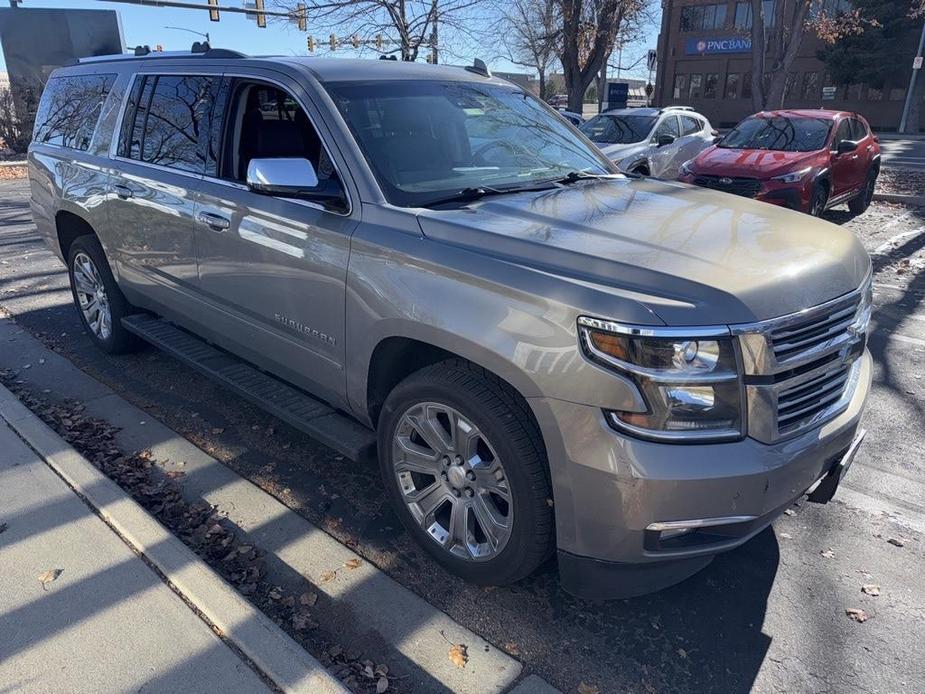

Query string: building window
801 72 819 100
681 3 728 31
846 83 863 101
866 85 883 101
742 72 753 99
704 73 719 98
673 74 689 100
809 0 851 18
783 73 797 101
724 72 741 99
889 86 907 101
689 74 704 99
734 0 777 29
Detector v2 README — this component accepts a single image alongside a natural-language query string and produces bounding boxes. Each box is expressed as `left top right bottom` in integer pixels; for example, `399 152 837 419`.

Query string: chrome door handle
197 211 231 231
113 184 133 199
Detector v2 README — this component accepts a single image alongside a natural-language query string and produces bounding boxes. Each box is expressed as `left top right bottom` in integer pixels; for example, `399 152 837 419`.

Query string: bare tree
557 0 648 112
502 0 561 99
270 0 485 62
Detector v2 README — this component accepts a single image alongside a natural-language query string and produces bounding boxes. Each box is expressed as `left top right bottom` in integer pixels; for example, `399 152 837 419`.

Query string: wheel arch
55 209 97 261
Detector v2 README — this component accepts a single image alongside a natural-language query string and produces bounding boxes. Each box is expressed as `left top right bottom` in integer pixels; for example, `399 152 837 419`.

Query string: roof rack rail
660 105 695 112
78 43 247 64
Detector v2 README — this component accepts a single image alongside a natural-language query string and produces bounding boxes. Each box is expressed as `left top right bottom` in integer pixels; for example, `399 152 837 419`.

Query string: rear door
849 117 875 183
190 71 356 407
666 114 712 179
107 68 222 316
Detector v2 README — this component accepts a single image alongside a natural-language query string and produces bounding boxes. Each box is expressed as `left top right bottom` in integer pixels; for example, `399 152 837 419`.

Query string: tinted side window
833 120 852 147
33 73 116 151
680 115 702 136
654 116 680 140
121 74 219 174
850 118 868 141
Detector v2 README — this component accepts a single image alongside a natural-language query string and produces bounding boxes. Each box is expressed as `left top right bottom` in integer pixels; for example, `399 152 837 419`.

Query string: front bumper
531 349 872 599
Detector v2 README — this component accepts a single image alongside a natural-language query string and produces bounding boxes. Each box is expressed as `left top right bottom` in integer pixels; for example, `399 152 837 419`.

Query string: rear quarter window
33 73 117 151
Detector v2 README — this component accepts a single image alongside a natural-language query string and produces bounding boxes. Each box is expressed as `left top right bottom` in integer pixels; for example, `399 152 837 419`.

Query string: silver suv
28 49 872 599
579 106 716 179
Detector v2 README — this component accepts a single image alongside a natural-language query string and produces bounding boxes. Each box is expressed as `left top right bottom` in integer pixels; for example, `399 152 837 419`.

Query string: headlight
771 167 811 184
679 159 695 176
578 317 745 442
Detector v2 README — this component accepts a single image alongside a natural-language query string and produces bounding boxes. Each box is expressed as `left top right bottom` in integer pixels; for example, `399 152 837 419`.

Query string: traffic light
329 33 337 50
255 0 267 28
307 36 315 52
375 34 383 51
208 0 220 21
155 44 164 52
296 2 306 32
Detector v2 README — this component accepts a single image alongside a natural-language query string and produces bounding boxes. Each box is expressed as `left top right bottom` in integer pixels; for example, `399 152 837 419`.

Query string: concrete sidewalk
0 419 273 693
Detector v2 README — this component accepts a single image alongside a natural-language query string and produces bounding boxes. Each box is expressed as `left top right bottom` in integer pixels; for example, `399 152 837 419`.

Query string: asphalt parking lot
0 177 923 694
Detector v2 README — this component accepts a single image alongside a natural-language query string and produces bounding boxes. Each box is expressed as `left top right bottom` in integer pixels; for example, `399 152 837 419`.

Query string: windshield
719 116 832 152
326 80 612 207
578 115 655 144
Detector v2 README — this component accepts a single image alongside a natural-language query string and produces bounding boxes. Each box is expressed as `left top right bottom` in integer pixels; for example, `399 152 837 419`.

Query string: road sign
822 85 837 100
647 49 657 72
915 56 923 70
645 82 654 96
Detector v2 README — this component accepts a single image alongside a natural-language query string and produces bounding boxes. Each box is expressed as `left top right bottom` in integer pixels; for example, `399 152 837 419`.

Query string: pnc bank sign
684 37 752 55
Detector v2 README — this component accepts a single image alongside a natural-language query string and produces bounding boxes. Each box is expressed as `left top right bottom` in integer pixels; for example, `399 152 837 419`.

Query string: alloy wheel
72 251 112 341
391 402 513 561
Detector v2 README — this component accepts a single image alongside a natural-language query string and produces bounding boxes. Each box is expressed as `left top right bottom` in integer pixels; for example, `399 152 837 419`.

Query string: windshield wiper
419 182 557 208
554 171 615 185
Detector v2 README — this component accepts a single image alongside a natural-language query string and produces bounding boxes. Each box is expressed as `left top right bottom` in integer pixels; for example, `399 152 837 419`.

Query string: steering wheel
472 140 539 166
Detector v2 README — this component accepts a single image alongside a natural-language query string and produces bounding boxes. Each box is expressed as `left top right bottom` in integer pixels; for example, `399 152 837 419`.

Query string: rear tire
848 170 877 215
67 235 140 354
377 359 554 585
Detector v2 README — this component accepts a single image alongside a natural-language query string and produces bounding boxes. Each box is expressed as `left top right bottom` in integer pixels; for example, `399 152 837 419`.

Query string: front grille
768 293 863 363
693 174 761 198
776 362 852 434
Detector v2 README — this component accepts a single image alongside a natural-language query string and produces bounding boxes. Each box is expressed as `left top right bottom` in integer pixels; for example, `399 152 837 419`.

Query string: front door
191 73 356 408
648 115 681 179
107 70 222 316
829 118 860 198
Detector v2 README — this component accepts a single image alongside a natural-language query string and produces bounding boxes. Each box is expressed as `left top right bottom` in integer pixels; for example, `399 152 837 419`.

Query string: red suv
677 110 880 216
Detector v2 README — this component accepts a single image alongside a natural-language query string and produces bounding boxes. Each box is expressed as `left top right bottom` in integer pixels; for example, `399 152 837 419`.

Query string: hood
595 142 645 162
693 146 819 178
416 178 870 326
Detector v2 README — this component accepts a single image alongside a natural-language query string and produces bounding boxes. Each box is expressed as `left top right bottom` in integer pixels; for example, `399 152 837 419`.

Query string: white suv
579 106 716 179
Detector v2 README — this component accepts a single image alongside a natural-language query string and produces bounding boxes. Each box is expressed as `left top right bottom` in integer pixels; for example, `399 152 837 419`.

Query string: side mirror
656 134 676 147
246 157 347 210
836 139 859 155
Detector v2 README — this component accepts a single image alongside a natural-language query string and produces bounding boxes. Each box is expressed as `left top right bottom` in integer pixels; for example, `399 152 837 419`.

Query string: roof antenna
465 58 491 78
133 45 151 56
191 41 211 53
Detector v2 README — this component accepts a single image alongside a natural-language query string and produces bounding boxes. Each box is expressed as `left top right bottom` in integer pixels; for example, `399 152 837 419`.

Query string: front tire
67 235 140 354
809 183 828 217
377 359 554 585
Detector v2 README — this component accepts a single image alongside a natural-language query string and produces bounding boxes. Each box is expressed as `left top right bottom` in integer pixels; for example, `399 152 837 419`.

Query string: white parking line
872 226 925 256
887 333 925 348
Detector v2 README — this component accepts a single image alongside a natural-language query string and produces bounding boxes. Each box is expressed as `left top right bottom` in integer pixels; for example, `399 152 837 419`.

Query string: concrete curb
0 383 349 694
0 160 26 168
873 192 925 206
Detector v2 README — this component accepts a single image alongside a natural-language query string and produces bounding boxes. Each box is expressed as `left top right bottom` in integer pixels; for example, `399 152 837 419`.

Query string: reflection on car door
107 71 220 317
830 118 858 197
648 115 681 179
668 115 712 180
191 72 356 408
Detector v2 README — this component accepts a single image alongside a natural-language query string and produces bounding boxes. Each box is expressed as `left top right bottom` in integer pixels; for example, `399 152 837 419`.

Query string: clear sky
0 0 658 82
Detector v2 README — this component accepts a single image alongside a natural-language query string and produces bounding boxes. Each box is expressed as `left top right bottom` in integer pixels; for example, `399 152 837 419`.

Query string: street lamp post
899 19 925 135
164 26 210 44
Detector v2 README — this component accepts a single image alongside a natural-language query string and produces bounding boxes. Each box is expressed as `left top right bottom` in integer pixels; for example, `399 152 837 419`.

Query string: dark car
678 109 880 216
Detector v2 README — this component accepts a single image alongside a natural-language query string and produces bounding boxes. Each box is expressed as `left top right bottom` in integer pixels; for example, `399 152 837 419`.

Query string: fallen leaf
38 568 62 590
846 607 868 623
320 570 337 583
299 591 318 606
281 595 295 607
448 643 468 668
887 538 905 547
376 676 389 693
344 558 361 570
291 611 317 631
504 642 521 656
578 683 601 694
783 509 796 516
779 532 792 539
677 647 688 659
820 549 835 559
211 427 225 435
861 584 881 596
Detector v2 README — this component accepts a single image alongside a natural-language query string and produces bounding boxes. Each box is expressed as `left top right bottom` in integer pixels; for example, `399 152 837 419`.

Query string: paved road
877 138 925 171
1 178 923 694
